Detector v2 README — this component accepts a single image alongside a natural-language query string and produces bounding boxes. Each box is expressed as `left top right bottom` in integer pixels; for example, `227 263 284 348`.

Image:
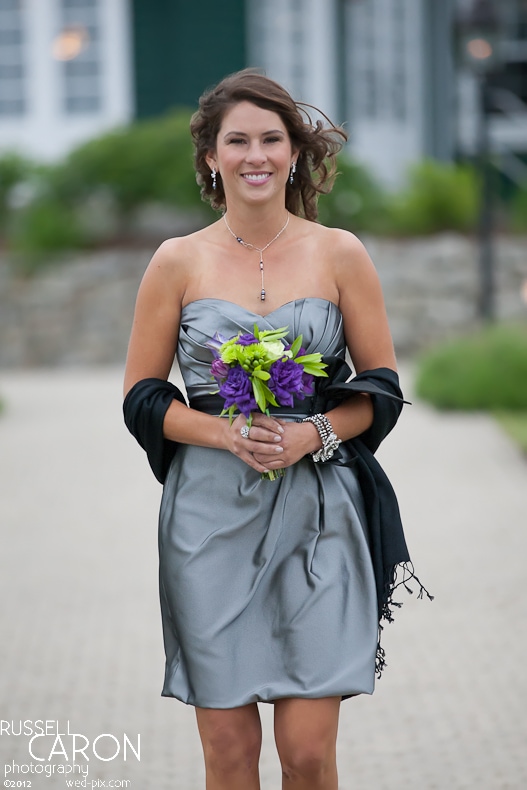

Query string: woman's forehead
219 101 287 134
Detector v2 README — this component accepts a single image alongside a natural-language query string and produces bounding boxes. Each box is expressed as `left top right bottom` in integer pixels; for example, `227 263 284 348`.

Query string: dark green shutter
132 0 246 117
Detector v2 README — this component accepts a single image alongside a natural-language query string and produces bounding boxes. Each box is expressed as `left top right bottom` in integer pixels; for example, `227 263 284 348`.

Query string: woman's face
207 101 296 208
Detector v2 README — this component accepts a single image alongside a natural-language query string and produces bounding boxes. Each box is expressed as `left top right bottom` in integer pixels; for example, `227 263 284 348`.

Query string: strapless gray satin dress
158 298 378 708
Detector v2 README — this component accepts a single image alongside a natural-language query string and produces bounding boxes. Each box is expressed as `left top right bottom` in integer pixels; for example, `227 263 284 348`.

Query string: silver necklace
223 212 290 301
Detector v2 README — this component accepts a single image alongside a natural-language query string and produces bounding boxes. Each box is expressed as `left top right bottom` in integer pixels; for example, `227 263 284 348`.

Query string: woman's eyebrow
223 129 285 139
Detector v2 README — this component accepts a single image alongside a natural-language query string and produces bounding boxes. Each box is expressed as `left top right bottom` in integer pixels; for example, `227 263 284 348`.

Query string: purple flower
302 372 314 395
285 343 306 357
285 344 314 396
236 333 259 346
206 332 229 358
218 365 257 417
211 358 230 380
269 358 305 407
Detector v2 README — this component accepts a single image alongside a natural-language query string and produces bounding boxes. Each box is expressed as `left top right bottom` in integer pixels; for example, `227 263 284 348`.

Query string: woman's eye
265 136 281 143
228 138 246 144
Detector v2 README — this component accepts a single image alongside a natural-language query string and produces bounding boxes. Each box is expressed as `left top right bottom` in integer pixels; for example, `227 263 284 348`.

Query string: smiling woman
190 70 345 221
123 68 415 790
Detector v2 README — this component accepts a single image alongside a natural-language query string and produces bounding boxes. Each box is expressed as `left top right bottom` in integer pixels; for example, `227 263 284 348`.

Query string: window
348 0 378 120
55 0 102 114
489 0 527 112
392 0 407 121
289 0 306 97
0 0 26 116
503 0 527 41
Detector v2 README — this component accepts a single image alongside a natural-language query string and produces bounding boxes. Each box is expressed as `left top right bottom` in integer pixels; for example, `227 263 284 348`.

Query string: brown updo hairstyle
190 69 347 222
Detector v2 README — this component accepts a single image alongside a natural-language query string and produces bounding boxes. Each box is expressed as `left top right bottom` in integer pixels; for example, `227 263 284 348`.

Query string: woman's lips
241 172 272 184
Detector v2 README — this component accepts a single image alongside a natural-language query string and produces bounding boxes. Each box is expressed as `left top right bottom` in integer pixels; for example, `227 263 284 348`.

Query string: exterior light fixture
455 0 503 323
52 26 89 62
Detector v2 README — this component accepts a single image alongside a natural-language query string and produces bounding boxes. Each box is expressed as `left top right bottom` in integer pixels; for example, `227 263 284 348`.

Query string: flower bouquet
207 325 327 479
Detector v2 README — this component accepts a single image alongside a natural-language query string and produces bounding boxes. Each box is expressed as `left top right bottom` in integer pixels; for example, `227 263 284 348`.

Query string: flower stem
261 468 286 481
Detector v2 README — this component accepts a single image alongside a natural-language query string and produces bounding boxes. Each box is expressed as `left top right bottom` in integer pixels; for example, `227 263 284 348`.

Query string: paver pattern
0 365 525 789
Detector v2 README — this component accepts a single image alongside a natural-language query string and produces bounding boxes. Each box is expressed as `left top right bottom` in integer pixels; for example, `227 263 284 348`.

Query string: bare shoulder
317 226 372 265
315 227 395 370
141 225 213 300
146 227 208 274
124 228 216 390
308 224 377 289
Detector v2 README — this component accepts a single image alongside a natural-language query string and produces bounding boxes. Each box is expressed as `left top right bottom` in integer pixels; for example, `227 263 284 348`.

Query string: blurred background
0 0 526 362
1 2 526 788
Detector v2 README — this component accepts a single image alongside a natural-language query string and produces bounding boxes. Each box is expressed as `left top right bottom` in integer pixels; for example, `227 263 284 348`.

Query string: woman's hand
253 419 321 471
233 415 321 474
224 413 285 474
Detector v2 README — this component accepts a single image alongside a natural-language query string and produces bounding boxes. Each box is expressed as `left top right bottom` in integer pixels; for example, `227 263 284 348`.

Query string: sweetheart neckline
180 296 341 319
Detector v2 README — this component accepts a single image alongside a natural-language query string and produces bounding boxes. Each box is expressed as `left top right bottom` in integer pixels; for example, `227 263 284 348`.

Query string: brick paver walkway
0 366 525 789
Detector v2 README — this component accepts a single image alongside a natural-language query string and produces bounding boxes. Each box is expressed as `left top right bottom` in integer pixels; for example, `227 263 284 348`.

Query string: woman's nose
245 142 266 164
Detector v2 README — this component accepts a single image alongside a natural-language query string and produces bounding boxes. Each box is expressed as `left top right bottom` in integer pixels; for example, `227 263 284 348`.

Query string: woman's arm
124 239 184 394
123 239 285 473
324 229 397 442
253 230 397 470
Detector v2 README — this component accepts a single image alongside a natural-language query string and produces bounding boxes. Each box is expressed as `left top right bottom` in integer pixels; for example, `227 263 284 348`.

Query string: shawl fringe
376 561 435 677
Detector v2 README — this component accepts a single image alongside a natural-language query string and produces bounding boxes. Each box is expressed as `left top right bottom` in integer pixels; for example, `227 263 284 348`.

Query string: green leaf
295 353 325 365
252 369 271 380
226 404 237 424
258 326 289 342
302 366 328 377
290 334 303 358
252 377 268 412
259 381 279 407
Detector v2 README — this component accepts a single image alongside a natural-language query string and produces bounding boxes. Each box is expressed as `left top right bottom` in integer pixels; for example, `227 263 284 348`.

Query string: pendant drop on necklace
223 212 290 303
259 258 265 301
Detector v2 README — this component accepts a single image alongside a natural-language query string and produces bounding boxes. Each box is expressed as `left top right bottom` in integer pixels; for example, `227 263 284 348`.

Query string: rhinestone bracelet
302 414 342 462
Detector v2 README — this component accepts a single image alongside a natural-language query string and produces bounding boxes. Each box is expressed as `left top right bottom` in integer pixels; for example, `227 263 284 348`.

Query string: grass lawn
495 412 527 455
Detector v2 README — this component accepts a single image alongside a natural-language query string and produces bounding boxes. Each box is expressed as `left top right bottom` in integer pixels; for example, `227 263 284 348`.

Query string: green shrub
386 160 479 235
495 412 527 453
4 110 217 266
317 155 387 233
510 182 527 232
0 152 36 233
50 109 213 218
9 197 87 272
415 323 527 410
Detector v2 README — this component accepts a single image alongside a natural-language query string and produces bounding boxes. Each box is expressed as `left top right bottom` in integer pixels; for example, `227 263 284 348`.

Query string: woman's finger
242 439 284 458
250 413 285 435
229 416 283 469
243 424 283 444
233 415 282 446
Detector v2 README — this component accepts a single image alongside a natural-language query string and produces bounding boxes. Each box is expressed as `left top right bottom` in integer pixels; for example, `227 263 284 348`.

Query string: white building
1 0 526 187
0 0 133 160
250 0 454 187
251 0 527 187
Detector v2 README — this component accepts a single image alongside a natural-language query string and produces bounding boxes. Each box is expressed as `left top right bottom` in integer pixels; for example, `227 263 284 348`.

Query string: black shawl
123 359 432 675
309 357 433 673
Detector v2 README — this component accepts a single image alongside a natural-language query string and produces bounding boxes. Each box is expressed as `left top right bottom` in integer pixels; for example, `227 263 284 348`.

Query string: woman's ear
205 152 217 172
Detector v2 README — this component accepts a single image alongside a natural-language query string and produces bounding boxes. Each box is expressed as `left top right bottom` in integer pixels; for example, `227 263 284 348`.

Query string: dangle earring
211 167 217 190
289 162 296 185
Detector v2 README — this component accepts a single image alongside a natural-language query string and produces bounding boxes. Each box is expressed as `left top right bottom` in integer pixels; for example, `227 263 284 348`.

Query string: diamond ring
240 425 250 439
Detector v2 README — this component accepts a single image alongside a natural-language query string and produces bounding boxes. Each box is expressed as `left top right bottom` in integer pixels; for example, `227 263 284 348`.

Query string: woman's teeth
243 173 270 181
